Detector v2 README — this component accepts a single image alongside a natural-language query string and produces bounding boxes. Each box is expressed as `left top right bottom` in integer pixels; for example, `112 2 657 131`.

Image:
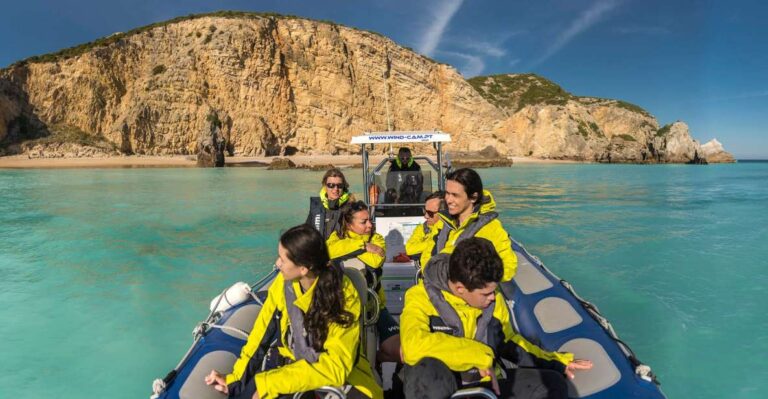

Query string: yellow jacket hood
319 187 350 209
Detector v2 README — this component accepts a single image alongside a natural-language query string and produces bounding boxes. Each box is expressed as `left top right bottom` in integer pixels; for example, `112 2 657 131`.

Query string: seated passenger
386 148 424 199
326 201 401 364
389 147 421 172
421 168 517 282
306 168 354 240
401 238 592 399
398 173 423 206
205 225 382 399
405 191 444 264
384 188 398 205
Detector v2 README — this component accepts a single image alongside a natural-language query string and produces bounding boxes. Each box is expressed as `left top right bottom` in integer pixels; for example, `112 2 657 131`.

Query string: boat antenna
383 51 393 157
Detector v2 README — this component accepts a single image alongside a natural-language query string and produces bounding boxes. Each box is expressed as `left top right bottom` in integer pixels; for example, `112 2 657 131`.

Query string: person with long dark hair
306 168 354 240
205 225 382 399
420 168 517 282
326 201 401 364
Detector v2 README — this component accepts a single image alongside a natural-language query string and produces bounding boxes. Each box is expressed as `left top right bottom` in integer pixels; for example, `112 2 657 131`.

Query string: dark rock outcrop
267 157 296 170
197 117 226 167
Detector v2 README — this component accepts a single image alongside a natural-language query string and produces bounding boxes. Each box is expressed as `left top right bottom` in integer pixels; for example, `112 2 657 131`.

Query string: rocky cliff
468 74 716 163
700 138 735 163
0 12 731 163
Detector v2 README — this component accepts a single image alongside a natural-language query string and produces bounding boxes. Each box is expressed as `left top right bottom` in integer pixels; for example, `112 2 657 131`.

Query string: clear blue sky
2 0 767 158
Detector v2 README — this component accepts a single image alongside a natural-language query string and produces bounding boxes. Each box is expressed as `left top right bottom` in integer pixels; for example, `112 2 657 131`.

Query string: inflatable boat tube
503 240 666 399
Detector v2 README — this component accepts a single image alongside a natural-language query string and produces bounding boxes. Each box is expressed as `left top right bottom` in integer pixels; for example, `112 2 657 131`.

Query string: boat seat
178 350 237 399
558 338 620 397
513 253 553 295
342 266 381 384
533 297 582 333
220 304 261 339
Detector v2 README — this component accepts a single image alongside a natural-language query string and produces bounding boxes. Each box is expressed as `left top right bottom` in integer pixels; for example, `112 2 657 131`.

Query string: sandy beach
0 154 580 169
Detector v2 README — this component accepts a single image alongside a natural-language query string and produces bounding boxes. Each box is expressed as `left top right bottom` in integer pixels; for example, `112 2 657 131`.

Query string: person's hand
478 368 500 395
565 359 593 379
365 243 385 257
205 370 229 395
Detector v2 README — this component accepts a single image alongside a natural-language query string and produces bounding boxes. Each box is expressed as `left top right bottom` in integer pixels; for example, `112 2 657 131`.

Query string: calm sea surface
1 163 766 398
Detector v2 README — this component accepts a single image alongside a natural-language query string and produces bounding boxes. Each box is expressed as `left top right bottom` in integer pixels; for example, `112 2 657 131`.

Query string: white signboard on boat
351 131 451 144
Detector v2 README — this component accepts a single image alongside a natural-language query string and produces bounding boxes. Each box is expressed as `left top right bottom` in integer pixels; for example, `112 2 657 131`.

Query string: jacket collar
439 189 497 230
344 229 371 242
291 277 319 312
319 187 350 210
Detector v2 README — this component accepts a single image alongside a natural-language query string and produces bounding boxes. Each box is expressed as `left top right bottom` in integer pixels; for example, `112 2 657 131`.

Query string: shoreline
0 154 580 169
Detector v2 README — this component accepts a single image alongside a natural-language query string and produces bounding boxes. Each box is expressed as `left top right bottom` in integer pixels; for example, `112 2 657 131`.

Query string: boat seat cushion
558 338 620 397
514 254 554 294
179 350 237 399
220 304 261 339
533 297 582 333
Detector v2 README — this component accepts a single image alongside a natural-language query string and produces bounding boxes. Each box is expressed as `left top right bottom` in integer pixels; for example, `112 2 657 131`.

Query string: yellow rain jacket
327 230 387 308
400 258 573 380
420 190 517 282
405 219 444 261
225 272 382 399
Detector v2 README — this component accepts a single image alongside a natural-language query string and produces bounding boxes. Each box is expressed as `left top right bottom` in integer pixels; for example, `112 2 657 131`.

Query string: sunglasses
326 183 345 190
423 208 438 217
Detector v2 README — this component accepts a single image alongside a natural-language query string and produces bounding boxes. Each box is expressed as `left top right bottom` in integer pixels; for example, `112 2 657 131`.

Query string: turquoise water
1 163 766 398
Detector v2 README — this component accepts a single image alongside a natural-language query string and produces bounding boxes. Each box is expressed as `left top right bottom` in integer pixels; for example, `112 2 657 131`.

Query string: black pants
402 358 568 399
229 347 369 399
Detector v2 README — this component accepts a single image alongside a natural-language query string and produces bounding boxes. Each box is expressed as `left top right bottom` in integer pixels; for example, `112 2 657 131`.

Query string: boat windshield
372 167 433 216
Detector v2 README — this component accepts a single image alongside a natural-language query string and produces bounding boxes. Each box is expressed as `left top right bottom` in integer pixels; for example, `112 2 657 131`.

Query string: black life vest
306 197 343 240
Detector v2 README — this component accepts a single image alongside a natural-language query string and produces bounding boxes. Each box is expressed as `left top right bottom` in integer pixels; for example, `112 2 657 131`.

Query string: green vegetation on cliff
468 73 652 118
2 124 117 154
467 73 573 112
617 134 637 141
9 11 388 66
656 123 672 137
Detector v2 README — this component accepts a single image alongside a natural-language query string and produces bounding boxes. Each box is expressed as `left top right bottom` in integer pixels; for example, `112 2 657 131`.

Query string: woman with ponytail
326 201 401 364
205 225 382 399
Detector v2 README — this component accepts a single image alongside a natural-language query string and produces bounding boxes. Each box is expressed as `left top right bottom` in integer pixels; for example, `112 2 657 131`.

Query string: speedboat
150 131 666 399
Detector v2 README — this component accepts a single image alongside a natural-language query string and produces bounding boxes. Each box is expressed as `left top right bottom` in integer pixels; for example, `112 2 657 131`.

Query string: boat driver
389 147 421 173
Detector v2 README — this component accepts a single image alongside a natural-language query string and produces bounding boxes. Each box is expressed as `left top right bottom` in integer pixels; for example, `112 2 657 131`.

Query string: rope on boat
519 245 660 385
208 324 251 340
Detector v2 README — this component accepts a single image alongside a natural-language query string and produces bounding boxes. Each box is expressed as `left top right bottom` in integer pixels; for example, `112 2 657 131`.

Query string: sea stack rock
701 139 736 163
197 114 226 167
651 121 705 163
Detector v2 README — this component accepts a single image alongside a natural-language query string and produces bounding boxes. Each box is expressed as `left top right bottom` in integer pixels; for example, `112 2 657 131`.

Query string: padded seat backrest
342 267 368 309
341 258 366 273
342 267 381 384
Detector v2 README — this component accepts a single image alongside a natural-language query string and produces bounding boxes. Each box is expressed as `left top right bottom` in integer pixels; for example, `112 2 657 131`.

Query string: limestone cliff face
0 15 501 157
0 13 730 163
469 74 714 163
701 138 735 163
